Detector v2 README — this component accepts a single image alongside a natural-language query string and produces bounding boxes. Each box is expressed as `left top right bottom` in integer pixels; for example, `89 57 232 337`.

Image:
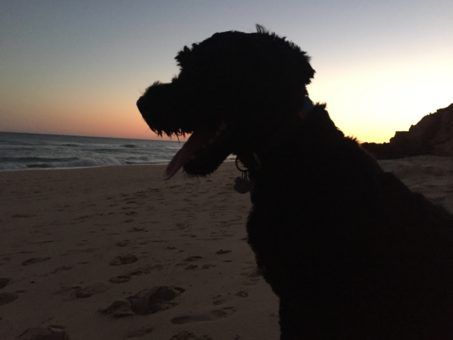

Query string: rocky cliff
362 103 453 159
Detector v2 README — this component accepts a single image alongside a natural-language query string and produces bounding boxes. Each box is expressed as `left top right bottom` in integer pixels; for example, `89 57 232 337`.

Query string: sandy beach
1 157 453 340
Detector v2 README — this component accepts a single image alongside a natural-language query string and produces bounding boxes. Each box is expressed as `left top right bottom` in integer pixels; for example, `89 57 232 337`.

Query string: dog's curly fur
137 26 453 339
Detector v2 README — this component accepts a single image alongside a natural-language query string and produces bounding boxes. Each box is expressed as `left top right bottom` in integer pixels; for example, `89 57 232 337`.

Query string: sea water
0 132 183 171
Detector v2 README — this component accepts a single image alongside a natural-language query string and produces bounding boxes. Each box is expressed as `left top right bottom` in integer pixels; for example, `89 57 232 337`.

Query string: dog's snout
136 96 145 114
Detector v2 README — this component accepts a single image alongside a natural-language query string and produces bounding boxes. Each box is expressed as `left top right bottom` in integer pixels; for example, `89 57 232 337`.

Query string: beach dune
0 157 452 339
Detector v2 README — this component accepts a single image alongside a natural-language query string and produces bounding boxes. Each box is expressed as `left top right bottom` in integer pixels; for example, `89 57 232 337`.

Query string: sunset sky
1 1 452 142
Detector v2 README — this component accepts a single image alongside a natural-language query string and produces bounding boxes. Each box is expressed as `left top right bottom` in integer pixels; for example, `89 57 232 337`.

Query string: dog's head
137 26 315 178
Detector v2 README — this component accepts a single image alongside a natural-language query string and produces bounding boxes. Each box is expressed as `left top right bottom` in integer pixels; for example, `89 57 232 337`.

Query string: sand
0 156 452 340
379 156 453 210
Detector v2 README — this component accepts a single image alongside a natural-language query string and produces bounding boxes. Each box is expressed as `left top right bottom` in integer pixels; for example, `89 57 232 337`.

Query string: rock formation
362 103 453 159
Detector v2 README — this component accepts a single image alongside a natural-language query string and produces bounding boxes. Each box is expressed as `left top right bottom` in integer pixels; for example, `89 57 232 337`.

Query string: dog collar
234 96 314 194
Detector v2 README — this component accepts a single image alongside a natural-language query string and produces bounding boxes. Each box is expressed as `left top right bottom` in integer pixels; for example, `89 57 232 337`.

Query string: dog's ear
175 45 196 69
254 25 315 86
256 24 268 34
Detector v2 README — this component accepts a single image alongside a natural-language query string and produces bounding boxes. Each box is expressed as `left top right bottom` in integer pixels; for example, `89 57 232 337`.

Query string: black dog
137 26 453 339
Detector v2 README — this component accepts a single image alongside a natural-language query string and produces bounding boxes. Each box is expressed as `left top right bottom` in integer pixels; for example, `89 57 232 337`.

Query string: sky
0 0 452 142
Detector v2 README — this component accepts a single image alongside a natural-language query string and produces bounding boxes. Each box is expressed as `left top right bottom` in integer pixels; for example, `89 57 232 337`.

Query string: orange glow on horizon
308 53 453 143
2 43 451 143
1 2 452 143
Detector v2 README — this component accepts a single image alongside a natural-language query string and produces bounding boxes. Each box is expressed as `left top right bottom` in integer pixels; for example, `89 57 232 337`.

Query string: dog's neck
300 96 315 119
237 95 316 178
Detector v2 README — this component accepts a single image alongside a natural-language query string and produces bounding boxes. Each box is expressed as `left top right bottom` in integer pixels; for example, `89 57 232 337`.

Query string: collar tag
234 156 253 194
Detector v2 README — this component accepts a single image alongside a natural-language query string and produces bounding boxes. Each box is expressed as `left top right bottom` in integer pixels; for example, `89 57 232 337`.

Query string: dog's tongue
165 128 214 179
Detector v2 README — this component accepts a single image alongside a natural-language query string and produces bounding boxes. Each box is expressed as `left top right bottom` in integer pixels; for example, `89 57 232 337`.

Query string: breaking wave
0 132 182 171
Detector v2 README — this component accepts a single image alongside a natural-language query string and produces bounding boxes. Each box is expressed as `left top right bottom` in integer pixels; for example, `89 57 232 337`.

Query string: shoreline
0 158 237 174
0 162 170 174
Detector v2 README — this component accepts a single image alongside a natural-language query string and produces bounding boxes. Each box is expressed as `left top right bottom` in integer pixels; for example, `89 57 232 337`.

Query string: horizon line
0 130 185 143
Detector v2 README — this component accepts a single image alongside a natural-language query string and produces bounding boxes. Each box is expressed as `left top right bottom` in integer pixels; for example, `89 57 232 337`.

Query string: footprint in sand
133 264 164 274
0 277 11 289
176 223 189 230
212 291 247 305
183 256 203 262
74 283 109 299
215 249 232 255
240 267 261 285
116 240 130 247
32 239 55 245
109 275 131 284
110 254 138 266
169 331 213 340
0 292 18 305
100 286 185 317
49 266 73 275
99 300 134 318
171 306 236 324
201 264 216 270
125 327 154 338
212 294 227 306
22 257 51 266
235 290 249 298
184 264 198 270
18 325 68 340
129 286 186 315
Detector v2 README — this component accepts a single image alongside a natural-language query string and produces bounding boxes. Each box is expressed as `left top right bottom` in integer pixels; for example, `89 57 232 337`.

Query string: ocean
0 132 183 171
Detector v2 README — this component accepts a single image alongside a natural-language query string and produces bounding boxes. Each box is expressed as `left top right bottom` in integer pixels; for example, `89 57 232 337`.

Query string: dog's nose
136 96 144 113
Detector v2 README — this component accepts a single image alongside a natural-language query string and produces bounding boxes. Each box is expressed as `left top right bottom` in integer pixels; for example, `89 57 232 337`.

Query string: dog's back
246 105 453 339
